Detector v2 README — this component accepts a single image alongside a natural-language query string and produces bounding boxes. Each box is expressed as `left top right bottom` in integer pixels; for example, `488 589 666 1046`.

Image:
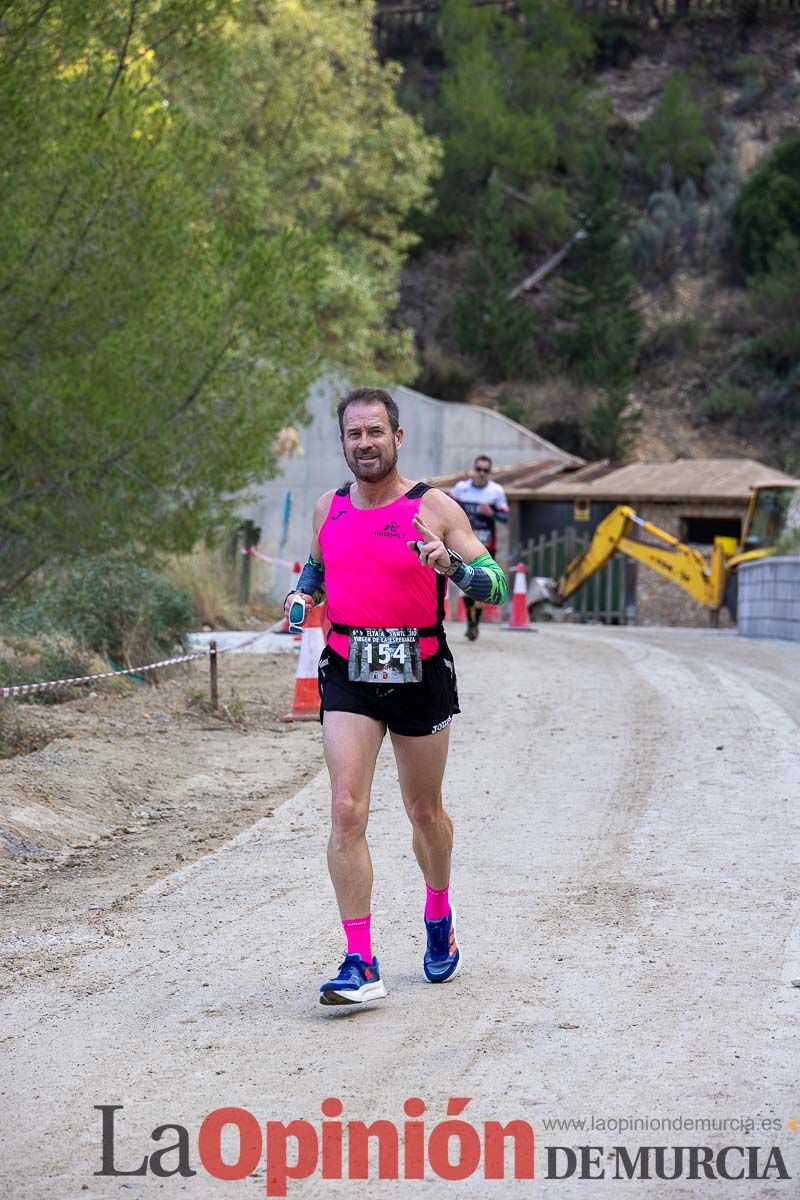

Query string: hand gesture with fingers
408 513 452 574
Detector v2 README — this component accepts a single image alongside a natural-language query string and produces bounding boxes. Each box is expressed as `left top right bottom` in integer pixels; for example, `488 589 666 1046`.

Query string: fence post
238 518 260 606
209 640 218 710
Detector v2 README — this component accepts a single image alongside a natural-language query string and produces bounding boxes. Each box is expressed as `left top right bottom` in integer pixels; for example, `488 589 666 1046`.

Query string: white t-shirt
450 478 509 550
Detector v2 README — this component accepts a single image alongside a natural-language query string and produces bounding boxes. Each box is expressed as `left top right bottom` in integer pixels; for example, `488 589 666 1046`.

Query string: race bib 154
347 628 423 683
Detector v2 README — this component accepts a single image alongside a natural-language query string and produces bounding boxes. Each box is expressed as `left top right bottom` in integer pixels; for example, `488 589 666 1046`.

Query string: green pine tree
558 145 642 458
455 178 536 381
588 389 641 461
430 0 595 242
640 72 714 186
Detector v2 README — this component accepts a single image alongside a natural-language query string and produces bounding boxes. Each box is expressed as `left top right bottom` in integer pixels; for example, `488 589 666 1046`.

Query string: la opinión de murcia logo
94 1103 793 1193
546 1144 790 1182
95 1099 535 1196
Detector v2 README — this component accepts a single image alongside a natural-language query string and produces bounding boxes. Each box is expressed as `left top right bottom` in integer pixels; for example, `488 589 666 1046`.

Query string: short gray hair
337 387 399 435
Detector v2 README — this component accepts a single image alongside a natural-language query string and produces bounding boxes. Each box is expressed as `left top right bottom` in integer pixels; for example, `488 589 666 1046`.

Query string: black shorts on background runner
318 645 460 737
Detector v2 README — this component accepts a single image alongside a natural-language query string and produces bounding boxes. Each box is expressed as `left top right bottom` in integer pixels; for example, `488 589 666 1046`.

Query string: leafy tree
190 1 440 375
640 72 714 186
732 137 800 274
455 177 536 380
753 234 800 355
699 234 800 468
0 0 438 596
751 234 800 361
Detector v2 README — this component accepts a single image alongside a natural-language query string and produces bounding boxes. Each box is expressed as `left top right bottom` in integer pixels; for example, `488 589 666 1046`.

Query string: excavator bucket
527 576 577 621
528 576 559 607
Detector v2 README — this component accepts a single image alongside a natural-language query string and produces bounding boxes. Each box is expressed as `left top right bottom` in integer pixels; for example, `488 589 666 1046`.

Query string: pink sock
342 914 372 961
425 883 450 922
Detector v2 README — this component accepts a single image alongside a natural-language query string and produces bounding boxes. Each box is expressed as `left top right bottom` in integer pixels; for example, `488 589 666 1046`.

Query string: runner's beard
347 442 398 482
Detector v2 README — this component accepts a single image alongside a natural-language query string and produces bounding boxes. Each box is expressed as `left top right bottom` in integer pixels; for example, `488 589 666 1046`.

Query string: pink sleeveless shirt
319 482 445 661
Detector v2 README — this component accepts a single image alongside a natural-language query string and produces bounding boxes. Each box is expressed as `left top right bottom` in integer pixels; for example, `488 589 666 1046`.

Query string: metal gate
517 528 627 624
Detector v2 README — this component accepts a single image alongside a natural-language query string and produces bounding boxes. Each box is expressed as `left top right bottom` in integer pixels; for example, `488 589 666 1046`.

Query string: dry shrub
0 700 62 757
0 632 136 704
162 545 243 629
2 632 102 698
4 555 193 667
185 687 249 730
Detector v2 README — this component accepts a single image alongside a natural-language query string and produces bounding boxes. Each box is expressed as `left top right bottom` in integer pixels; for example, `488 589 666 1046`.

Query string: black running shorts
318 644 460 737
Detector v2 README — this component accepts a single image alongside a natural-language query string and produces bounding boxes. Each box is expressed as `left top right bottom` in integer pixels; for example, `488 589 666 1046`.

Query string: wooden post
238 518 260 607
209 639 218 710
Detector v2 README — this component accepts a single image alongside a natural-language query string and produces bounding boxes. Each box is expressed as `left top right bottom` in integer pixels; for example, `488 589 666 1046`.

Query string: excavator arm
555 505 728 610
531 483 798 618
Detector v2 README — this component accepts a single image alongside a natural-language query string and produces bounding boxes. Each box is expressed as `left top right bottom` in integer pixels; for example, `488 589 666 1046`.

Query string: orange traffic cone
281 602 325 721
483 603 502 623
455 594 467 622
443 589 451 621
505 563 533 631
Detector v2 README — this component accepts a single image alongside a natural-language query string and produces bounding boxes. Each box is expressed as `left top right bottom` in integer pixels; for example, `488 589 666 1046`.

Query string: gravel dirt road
1 625 799 1199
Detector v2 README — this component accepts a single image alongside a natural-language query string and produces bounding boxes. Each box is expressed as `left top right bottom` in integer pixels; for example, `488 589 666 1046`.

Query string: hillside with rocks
388 10 800 470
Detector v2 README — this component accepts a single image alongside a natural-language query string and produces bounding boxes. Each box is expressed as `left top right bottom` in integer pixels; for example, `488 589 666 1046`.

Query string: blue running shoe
319 954 387 1006
423 904 462 983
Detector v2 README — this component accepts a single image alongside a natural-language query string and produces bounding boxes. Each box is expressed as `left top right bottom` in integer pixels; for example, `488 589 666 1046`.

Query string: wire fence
517 527 627 624
0 625 281 701
374 0 800 40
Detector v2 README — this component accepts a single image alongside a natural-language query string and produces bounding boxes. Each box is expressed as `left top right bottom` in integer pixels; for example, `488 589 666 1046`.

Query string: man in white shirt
449 455 509 640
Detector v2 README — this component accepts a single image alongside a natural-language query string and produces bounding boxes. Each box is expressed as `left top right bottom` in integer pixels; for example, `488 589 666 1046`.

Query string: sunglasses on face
474 466 490 474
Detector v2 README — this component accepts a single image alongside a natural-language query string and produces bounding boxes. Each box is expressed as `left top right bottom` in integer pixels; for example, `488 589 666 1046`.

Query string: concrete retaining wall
243 380 578 598
737 557 800 642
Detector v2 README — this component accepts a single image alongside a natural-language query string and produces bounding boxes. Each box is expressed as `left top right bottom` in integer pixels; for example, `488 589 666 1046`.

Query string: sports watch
414 541 464 576
441 548 464 577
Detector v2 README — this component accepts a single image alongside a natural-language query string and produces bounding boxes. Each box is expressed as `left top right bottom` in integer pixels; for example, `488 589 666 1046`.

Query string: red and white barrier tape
241 547 297 570
0 626 277 699
213 628 275 654
0 650 207 699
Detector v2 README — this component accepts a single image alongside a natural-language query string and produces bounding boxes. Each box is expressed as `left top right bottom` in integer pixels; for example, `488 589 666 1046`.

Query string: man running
450 456 509 641
286 387 507 1005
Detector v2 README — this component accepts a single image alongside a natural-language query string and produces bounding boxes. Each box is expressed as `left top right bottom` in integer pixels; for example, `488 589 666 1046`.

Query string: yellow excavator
531 481 800 621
